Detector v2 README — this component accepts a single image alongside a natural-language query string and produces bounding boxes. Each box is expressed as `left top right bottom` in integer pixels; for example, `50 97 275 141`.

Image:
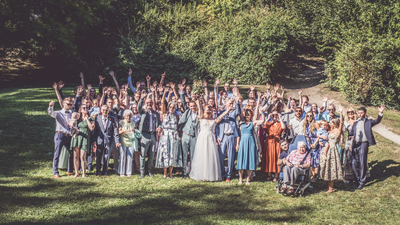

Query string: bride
189 101 232 181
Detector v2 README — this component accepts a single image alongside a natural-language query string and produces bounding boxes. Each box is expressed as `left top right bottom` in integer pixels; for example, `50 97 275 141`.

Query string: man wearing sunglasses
48 98 75 178
289 107 304 136
319 104 340 123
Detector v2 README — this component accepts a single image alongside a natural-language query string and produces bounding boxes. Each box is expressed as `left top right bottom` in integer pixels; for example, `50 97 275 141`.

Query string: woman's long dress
237 122 257 171
343 121 355 180
155 113 182 168
305 123 321 168
261 121 285 173
320 132 343 181
189 119 221 181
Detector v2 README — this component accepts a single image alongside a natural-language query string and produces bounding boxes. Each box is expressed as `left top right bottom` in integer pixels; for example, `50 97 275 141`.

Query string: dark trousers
87 142 95 171
53 133 73 175
96 143 110 175
352 142 369 185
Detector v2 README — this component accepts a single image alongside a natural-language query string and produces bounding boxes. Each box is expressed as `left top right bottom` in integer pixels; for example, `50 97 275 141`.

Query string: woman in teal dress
70 105 95 178
236 108 265 185
156 101 182 179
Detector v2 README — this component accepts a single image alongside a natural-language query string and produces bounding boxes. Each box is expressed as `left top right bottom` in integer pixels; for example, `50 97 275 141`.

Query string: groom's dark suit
348 114 382 186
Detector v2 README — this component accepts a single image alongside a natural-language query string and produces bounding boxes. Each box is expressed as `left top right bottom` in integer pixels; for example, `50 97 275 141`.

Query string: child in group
89 99 100 117
69 112 80 138
317 120 330 155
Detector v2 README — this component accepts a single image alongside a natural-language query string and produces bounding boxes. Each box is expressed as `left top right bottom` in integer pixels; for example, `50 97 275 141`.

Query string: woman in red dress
261 110 286 182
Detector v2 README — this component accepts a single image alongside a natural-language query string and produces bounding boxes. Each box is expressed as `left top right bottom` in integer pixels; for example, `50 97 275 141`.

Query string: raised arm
86 84 92 100
171 82 178 102
86 117 95 131
161 87 168 115
160 71 166 87
203 80 209 102
197 99 204 119
178 83 187 111
100 87 107 106
78 72 86 97
98 75 105 95
127 69 137 95
214 80 219 111
337 106 344 136
109 70 120 94
215 104 232 124
138 95 145 114
146 75 151 92
58 81 66 99
298 89 303 108
52 82 63 108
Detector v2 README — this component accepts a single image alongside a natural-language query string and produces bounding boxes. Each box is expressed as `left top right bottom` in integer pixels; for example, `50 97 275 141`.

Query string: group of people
48 69 385 192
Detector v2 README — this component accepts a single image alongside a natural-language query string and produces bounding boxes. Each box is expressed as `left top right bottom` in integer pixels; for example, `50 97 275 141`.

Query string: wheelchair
275 135 312 197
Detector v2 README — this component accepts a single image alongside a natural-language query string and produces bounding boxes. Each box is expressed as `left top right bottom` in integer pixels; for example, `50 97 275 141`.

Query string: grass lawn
1 87 400 224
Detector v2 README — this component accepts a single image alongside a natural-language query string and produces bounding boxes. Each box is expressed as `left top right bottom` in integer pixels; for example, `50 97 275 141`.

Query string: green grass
1 87 400 224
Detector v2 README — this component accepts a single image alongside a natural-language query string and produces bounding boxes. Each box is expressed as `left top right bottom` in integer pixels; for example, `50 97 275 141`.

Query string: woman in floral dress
155 101 182 178
320 106 344 193
303 111 320 182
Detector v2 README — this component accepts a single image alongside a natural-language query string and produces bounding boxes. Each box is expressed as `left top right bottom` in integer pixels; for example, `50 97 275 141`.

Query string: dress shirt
48 107 71 134
289 117 304 136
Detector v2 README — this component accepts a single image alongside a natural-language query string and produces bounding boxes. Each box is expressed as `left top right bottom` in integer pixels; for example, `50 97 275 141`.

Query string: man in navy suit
93 105 121 176
216 96 241 182
348 104 385 190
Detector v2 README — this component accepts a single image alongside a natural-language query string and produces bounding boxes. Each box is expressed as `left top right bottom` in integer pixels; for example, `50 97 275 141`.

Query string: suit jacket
216 102 241 140
93 115 120 147
137 98 161 133
349 115 382 147
177 93 199 136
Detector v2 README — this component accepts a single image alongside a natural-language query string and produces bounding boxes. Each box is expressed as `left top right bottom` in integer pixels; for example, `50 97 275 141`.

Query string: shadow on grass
0 177 309 224
367 160 400 187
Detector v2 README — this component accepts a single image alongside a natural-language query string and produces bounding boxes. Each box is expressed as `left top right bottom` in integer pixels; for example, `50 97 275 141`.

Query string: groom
216 96 241 182
348 104 385 190
178 83 199 179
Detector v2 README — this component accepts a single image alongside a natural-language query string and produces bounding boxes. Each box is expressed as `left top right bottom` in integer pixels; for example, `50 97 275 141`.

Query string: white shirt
48 107 71 134
290 117 304 136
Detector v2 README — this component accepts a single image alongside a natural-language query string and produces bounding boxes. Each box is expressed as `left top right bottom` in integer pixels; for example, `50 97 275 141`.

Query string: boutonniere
109 118 111 121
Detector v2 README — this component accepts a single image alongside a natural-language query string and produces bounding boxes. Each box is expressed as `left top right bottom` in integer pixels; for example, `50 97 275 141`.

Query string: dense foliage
1 0 399 107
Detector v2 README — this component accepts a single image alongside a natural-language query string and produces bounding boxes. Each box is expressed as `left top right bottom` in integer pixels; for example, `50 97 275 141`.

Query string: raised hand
169 87 173 94
178 83 186 92
146 75 151 82
58 81 65 89
232 78 238 85
266 83 270 90
182 78 186 85
328 99 334 105
77 86 84 96
161 71 166 78
169 82 175 89
288 94 292 101
378 104 386 113
152 81 158 88
280 85 285 93
150 85 155 92
136 81 141 89
274 83 280 91
109 70 114 77
49 101 55 107
338 105 343 114
98 75 105 83
87 84 92 91
257 91 262 98
52 82 58 90
103 87 108 94
250 84 255 91
298 89 303 96
203 80 207 87
157 84 164 92
215 78 220 86
322 95 328 102
128 68 132 77
79 72 83 78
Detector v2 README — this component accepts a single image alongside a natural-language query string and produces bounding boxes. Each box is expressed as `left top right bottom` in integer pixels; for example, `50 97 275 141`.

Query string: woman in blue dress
236 107 266 185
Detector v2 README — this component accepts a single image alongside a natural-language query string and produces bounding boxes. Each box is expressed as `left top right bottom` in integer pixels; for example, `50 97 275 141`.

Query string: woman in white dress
189 102 232 181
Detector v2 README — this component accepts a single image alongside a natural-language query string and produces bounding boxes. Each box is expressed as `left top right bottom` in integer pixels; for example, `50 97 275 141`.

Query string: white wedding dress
189 119 222 181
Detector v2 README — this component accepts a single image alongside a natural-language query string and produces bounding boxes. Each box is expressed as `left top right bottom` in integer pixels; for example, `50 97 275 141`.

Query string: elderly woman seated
279 141 311 194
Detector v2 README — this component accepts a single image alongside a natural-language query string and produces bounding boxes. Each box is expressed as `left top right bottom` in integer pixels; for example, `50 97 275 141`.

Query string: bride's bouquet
192 80 205 95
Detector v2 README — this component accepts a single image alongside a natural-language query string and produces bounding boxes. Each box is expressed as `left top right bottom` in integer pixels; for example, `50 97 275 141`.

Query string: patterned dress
320 132 343 181
305 123 321 168
155 113 182 168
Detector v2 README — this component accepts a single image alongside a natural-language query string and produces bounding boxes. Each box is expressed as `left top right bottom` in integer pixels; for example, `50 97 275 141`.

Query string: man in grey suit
94 105 121 176
137 95 162 178
178 84 199 179
216 96 241 182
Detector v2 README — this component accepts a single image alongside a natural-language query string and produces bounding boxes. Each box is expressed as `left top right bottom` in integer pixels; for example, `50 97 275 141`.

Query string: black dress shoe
148 172 154 177
356 184 365 190
182 175 186 179
351 183 360 189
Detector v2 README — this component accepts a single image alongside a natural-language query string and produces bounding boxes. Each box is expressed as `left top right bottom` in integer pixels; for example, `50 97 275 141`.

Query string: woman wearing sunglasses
303 111 320 182
342 107 356 181
261 110 286 182
70 105 95 178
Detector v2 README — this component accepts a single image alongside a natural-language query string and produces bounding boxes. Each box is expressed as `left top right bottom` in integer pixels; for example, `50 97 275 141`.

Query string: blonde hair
345 107 356 121
320 119 328 126
303 111 317 133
